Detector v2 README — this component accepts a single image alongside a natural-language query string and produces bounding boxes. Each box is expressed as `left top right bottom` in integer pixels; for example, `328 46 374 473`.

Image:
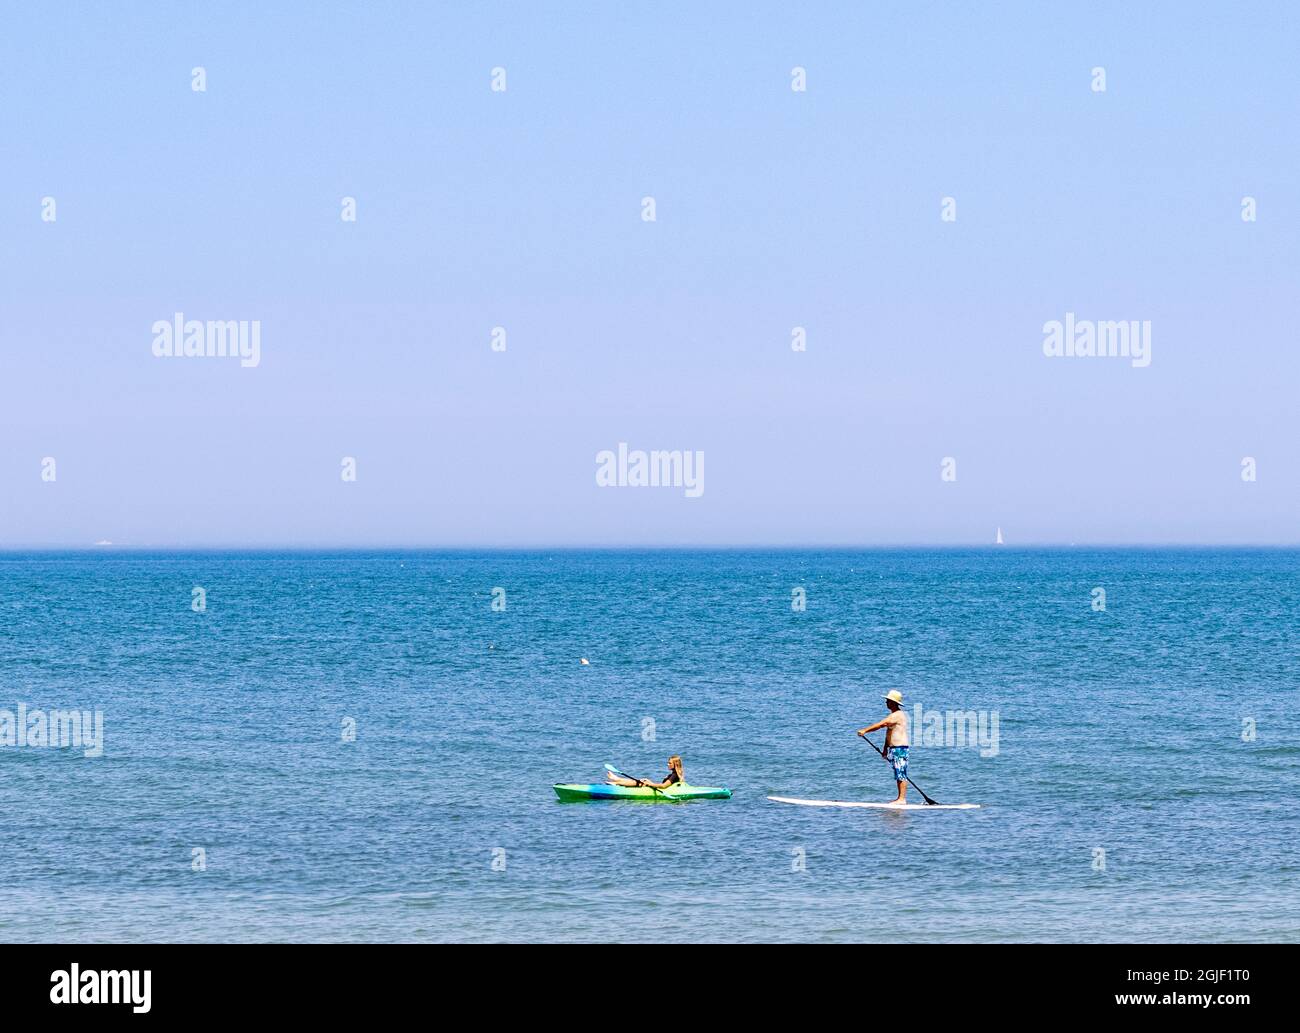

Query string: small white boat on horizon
995 527 1004 545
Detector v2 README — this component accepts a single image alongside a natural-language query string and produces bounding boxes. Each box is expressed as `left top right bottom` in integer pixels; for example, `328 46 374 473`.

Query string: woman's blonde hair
668 755 682 767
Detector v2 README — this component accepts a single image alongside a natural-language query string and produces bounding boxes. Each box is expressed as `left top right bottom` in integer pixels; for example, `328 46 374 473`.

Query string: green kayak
553 782 732 802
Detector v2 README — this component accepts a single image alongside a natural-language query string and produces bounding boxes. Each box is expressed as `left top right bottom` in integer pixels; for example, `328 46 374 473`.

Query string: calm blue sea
0 548 1296 943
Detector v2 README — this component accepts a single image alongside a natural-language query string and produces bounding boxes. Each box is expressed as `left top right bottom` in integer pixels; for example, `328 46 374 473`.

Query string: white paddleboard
768 795 980 810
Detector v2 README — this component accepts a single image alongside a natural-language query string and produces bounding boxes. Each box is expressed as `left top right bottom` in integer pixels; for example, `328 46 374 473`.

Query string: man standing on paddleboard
857 690 910 804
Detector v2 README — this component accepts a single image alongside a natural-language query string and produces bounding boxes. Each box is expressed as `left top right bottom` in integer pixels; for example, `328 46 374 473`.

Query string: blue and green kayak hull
553 783 732 802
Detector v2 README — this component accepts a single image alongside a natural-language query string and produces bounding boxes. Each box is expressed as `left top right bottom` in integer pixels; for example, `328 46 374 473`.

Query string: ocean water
0 548 1297 943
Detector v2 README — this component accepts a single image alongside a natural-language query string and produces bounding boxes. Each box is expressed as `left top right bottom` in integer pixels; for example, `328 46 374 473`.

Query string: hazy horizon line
2 541 1298 553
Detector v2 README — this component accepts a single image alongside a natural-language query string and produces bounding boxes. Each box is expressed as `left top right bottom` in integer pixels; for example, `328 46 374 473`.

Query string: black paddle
603 762 675 801
859 735 940 806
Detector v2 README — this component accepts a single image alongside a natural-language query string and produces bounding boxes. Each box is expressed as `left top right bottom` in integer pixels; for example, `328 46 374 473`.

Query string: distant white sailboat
995 527 1004 545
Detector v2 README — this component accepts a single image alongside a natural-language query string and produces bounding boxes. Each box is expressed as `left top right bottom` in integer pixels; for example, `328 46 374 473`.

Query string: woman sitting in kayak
605 755 684 789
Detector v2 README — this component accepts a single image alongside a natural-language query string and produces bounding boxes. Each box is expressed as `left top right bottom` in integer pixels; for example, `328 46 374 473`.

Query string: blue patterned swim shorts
886 746 909 783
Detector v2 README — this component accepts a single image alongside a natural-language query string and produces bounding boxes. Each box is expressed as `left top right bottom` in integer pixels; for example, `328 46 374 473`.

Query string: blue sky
1 2 1296 546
